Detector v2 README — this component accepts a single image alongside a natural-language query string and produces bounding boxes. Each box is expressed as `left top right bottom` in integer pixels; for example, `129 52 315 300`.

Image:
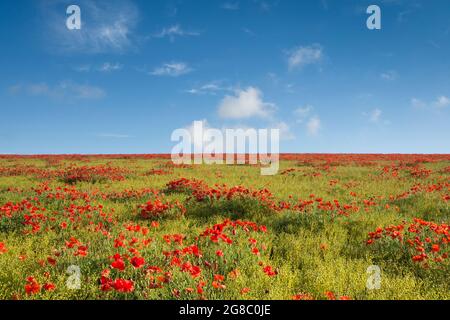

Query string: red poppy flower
215 250 224 257
212 281 226 289
112 279 134 293
214 274 225 282
111 256 126 271
240 288 250 295
262 265 277 277
43 283 56 291
131 256 145 269
0 242 7 255
25 277 40 295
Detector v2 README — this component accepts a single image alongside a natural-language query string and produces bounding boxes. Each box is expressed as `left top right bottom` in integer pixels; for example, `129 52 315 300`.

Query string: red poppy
131 256 145 269
262 265 277 277
43 283 56 291
0 242 7 255
112 279 134 293
215 250 224 257
240 288 250 295
111 255 126 271
25 277 40 295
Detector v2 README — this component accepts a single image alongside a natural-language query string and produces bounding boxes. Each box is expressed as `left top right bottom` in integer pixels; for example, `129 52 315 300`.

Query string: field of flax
0 154 449 300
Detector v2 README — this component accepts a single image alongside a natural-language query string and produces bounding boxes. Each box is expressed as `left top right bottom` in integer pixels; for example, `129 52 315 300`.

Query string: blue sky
1 0 449 154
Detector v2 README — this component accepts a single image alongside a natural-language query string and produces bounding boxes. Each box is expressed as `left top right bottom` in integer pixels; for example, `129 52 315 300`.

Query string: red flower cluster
100 270 134 293
367 218 449 266
140 198 172 218
24 277 55 295
0 241 7 254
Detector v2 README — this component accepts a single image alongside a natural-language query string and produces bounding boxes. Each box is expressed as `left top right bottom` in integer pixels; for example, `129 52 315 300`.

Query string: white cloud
411 96 450 109
306 116 321 136
364 108 390 125
287 44 323 70
9 82 105 100
153 25 200 41
218 87 275 119
98 62 123 72
294 105 314 123
380 70 398 81
273 121 295 140
44 0 139 54
369 108 382 123
186 82 232 95
434 95 450 108
150 62 192 77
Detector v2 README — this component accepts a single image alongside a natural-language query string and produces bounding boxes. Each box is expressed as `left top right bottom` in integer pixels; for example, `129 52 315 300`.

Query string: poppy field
0 154 449 300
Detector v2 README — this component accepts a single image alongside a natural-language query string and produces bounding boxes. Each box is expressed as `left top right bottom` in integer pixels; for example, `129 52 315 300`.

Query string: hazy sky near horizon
1 0 450 154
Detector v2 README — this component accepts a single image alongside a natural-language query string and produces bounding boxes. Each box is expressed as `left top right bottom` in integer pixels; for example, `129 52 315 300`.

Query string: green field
0 155 449 300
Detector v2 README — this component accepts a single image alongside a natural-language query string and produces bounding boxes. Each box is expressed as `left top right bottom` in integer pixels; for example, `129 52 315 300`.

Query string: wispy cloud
273 121 294 140
287 44 323 71
254 0 278 12
9 81 106 100
98 62 123 72
150 62 193 77
306 116 321 136
43 0 139 54
434 96 450 109
411 98 426 109
185 82 232 95
152 25 201 42
363 108 390 125
221 2 240 10
74 62 123 73
294 105 314 123
380 70 398 81
411 96 450 110
369 108 382 123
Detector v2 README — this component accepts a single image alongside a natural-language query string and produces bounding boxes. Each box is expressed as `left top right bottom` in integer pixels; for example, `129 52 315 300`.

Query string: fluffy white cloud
287 44 323 70
306 116 321 136
434 95 450 108
218 87 275 119
150 62 192 77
